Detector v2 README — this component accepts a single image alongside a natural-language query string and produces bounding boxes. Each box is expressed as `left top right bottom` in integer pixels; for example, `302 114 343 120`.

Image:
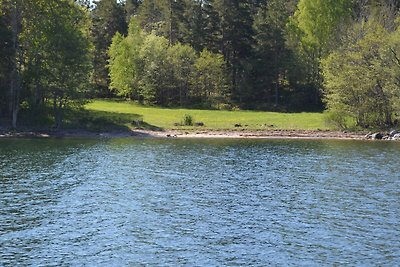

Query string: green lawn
85 99 331 131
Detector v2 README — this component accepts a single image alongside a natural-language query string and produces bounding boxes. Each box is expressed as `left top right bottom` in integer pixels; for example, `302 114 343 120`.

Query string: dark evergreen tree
215 0 255 105
136 0 166 34
125 0 141 22
137 0 187 45
252 0 295 108
168 0 188 45
0 9 13 119
184 0 221 52
201 0 222 52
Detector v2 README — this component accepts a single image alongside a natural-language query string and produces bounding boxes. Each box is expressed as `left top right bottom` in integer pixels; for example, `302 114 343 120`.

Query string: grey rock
364 132 372 139
389 130 399 137
392 133 400 140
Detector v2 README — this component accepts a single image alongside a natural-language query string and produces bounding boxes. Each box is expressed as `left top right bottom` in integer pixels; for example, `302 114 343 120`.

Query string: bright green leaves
323 18 400 128
192 49 227 108
138 34 170 104
108 19 228 108
91 0 127 94
2 0 93 128
286 0 353 106
108 19 144 99
289 0 352 53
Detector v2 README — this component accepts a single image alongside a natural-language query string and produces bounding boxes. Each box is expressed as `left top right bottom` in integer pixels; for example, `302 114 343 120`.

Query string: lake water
0 138 399 266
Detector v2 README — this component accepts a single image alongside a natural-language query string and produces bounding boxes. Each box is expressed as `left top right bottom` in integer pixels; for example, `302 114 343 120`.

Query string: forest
1 0 400 130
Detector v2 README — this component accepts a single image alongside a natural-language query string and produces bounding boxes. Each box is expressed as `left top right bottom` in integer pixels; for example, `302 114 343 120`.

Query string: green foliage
192 49 228 108
91 0 127 96
125 0 141 22
136 0 167 34
184 0 221 52
108 19 144 99
167 42 196 105
287 0 353 105
214 0 254 104
289 0 352 52
4 0 400 131
0 9 12 117
138 33 170 104
108 21 228 108
252 0 295 106
8 0 93 129
182 114 193 126
323 16 400 128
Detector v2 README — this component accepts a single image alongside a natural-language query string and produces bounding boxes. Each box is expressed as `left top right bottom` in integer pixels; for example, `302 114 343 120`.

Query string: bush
182 114 193 126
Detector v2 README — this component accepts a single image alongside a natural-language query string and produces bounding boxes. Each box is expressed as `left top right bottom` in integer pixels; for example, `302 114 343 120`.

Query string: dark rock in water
371 133 383 140
234 124 242 128
194 122 204 126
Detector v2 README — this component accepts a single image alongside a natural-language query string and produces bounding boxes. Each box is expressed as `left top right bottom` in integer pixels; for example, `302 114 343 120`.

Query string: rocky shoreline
364 130 400 140
1 127 399 140
0 128 374 140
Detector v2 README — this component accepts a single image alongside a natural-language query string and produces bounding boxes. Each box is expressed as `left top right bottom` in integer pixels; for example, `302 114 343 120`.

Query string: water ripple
0 138 399 266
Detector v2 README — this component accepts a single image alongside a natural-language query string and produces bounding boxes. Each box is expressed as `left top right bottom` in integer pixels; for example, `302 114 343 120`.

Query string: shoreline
0 129 369 140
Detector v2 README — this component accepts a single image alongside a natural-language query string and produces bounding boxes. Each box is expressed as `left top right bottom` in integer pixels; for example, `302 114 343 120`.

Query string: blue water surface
0 138 399 266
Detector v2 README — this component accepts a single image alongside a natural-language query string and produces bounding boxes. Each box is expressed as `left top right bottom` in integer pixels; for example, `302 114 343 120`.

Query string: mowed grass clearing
85 99 331 131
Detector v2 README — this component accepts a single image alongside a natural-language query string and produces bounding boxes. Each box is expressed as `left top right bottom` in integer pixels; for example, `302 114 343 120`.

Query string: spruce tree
214 0 254 105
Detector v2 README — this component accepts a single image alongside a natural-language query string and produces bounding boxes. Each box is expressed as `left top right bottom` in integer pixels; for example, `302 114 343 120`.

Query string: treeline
1 0 400 129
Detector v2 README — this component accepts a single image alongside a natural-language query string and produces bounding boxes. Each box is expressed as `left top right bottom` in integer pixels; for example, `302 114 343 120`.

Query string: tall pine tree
215 0 254 105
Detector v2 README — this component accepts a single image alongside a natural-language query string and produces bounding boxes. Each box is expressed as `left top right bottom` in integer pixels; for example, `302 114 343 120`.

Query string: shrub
182 114 193 126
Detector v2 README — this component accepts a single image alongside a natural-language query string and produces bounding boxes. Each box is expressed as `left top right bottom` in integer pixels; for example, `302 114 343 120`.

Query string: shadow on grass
93 98 325 113
64 109 163 132
17 106 163 132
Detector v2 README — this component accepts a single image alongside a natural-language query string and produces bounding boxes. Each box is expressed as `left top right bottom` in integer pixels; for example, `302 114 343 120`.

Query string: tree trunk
53 96 63 130
9 0 21 129
168 0 173 46
12 104 18 129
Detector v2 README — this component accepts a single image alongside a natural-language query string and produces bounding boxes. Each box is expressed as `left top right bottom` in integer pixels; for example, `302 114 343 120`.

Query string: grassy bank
84 99 330 131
